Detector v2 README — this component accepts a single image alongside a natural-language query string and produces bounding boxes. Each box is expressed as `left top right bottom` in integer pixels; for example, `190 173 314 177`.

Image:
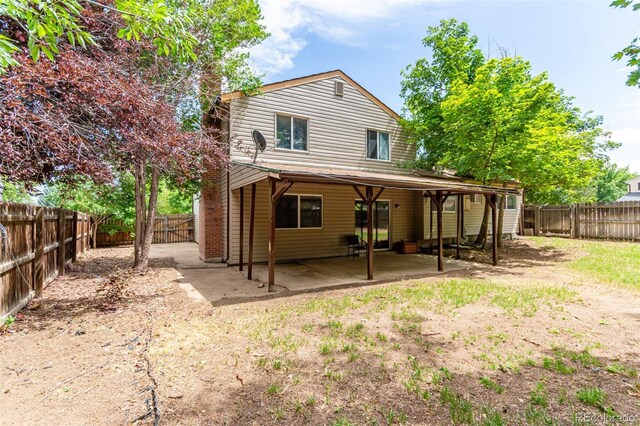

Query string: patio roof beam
352 185 367 201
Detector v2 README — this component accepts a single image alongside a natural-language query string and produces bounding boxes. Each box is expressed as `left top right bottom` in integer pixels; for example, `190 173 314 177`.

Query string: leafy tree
40 177 135 247
400 19 485 169
594 163 636 202
402 21 616 247
0 180 33 203
0 0 200 72
611 0 640 87
440 57 614 244
157 181 196 214
1 0 267 269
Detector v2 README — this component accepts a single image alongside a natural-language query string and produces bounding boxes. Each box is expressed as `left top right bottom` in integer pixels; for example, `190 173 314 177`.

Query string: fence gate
96 214 194 247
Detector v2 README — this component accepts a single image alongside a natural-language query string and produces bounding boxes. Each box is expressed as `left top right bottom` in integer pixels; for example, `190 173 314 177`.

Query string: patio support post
239 187 244 271
268 179 294 292
366 186 374 280
456 194 462 259
486 194 498 266
436 190 444 272
247 183 256 280
354 185 383 280
268 179 276 292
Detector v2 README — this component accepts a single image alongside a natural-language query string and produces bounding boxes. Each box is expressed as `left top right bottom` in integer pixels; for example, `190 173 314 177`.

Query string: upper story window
366 130 390 161
506 194 517 210
469 194 482 204
276 114 308 151
432 198 456 213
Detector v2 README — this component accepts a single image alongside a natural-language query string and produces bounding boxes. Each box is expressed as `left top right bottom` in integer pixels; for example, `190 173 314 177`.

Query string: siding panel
229 77 414 174
229 183 416 264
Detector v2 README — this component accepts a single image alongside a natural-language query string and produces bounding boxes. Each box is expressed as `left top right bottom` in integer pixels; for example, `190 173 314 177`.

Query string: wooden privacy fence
523 201 640 241
0 203 90 318
96 214 194 247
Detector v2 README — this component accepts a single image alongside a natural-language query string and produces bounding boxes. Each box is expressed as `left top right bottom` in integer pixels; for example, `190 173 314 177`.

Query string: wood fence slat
0 203 90 318
523 201 640 241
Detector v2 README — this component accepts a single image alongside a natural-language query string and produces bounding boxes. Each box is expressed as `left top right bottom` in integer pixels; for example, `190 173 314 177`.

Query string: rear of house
194 70 522 273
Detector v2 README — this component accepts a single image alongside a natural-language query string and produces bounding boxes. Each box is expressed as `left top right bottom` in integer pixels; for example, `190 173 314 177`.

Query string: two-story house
617 176 640 201
194 70 521 290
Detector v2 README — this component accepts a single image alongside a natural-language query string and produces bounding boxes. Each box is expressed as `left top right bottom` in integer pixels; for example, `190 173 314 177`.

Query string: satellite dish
251 130 267 162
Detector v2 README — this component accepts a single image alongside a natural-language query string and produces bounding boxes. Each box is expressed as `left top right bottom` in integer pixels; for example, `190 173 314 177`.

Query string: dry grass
1 238 640 425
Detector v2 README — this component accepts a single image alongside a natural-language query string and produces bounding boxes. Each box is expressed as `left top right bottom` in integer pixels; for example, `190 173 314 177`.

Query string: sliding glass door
355 200 390 249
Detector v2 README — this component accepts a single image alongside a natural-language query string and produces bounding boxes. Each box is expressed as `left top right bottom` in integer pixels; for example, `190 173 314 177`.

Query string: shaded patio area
151 243 485 304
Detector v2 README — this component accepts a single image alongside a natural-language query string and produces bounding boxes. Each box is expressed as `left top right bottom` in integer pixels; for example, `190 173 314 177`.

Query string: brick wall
199 166 225 262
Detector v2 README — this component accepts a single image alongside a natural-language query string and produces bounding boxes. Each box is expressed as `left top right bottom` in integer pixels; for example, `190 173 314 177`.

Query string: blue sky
250 0 640 174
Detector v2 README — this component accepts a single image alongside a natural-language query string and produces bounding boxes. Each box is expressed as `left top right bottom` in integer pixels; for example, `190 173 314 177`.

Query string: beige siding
230 164 269 190
228 182 416 265
627 177 640 192
422 195 523 241
193 195 199 243
228 76 414 174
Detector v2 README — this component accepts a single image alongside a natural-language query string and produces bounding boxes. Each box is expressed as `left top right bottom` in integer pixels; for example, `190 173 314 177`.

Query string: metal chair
346 235 367 258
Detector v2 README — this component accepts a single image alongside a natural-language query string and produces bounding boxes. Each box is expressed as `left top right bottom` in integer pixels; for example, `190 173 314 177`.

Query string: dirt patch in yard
1 239 639 425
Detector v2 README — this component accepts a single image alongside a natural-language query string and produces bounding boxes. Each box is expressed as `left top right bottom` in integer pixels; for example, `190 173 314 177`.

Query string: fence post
57 209 66 276
534 206 541 236
33 207 45 296
71 211 78 262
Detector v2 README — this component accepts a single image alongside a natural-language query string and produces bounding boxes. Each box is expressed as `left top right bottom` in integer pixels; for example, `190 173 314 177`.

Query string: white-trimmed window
506 194 517 210
469 194 482 204
430 198 457 212
276 195 322 229
276 114 308 151
443 198 456 213
366 130 390 161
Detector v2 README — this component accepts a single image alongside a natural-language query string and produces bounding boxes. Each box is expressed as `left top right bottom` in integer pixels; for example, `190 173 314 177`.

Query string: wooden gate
96 214 194 246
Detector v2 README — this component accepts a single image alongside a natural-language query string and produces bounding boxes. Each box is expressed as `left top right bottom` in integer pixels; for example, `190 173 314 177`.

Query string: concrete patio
150 242 484 304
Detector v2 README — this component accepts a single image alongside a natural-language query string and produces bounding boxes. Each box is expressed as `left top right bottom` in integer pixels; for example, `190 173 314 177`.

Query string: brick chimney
198 166 225 262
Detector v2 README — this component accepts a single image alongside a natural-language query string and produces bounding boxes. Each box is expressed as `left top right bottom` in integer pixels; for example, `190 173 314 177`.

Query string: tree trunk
91 219 98 249
133 162 146 267
133 164 159 271
497 195 505 248
474 201 490 248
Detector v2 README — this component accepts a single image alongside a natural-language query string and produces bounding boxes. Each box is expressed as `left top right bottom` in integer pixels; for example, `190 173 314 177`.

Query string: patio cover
231 161 520 195
229 161 520 292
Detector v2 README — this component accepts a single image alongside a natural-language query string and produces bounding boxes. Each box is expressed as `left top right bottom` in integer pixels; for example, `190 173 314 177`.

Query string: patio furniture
346 235 367 258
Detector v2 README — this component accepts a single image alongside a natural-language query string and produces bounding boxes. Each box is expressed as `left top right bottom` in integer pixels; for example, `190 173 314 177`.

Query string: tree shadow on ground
160 331 640 426
15 252 175 330
449 238 573 269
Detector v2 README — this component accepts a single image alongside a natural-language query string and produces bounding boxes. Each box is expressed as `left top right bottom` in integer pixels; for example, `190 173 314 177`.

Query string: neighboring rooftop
617 192 640 202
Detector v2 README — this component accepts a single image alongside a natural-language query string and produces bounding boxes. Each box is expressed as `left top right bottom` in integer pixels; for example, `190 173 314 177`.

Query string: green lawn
530 237 640 291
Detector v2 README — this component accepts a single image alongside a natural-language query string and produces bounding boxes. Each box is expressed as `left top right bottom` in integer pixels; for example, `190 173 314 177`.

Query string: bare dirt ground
1 239 639 425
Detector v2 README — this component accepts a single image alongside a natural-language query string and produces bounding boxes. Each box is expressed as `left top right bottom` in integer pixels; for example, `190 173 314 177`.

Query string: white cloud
250 0 445 76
